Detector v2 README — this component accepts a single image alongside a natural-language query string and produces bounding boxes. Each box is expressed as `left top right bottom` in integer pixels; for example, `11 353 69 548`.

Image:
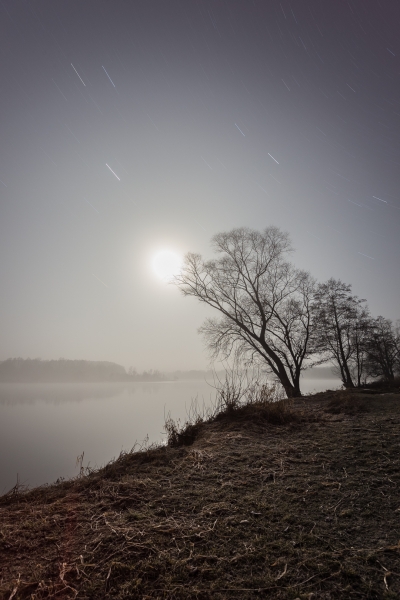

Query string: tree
174 226 320 398
313 279 370 388
351 312 373 387
365 316 400 382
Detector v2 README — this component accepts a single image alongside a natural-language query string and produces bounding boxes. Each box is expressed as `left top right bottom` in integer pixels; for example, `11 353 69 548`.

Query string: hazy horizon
1 1 399 371
0 358 339 382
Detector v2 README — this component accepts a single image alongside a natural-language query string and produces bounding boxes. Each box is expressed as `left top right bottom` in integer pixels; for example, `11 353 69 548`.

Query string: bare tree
313 279 370 388
365 316 400 382
351 314 373 386
395 320 400 373
174 227 320 398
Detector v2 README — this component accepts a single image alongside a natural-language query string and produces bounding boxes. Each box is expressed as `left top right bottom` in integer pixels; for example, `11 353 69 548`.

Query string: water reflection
0 383 125 405
0 381 194 406
0 381 216 493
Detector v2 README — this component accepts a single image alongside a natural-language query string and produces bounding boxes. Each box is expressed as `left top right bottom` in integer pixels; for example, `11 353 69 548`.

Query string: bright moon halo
152 250 183 282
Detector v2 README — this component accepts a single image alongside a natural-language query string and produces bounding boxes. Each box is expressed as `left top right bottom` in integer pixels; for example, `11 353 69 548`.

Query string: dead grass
164 379 299 448
324 391 371 415
1 389 400 599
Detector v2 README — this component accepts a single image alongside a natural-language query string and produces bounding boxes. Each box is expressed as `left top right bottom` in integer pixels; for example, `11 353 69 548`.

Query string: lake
0 378 340 494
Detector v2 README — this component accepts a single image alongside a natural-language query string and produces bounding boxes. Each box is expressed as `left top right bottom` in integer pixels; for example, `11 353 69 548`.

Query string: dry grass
324 391 371 415
164 379 299 448
1 389 400 599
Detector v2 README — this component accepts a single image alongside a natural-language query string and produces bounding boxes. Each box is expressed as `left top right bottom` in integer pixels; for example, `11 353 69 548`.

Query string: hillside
1 388 399 599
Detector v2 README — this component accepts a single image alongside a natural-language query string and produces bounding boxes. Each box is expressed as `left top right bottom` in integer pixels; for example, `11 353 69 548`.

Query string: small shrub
164 415 204 448
164 371 300 446
226 380 299 425
257 397 299 424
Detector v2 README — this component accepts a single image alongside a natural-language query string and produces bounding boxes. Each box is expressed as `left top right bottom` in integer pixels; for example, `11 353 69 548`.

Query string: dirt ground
1 389 400 599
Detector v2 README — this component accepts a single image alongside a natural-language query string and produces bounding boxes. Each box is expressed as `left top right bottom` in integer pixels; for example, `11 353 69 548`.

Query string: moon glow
152 250 183 282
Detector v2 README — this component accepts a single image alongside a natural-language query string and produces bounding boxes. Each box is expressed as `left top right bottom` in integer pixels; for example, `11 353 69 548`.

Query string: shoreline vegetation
1 379 399 598
0 358 337 384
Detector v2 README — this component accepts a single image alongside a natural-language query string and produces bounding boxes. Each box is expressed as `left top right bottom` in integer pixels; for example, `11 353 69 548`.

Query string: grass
164 377 300 449
1 385 400 598
324 391 372 415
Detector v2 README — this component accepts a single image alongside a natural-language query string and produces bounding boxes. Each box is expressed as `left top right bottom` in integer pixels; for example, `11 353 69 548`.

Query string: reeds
164 367 298 448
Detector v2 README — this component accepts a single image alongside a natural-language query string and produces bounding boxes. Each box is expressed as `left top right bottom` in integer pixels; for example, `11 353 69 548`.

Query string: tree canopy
175 226 320 397
175 226 399 396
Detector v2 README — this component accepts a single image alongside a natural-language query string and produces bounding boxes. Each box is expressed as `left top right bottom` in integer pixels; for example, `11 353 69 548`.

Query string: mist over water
0 378 340 494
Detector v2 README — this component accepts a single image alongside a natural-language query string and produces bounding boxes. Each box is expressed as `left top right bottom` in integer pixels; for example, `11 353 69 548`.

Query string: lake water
0 378 340 494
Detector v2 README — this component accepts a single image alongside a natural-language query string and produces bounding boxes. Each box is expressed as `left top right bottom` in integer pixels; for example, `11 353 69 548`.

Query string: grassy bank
1 386 400 599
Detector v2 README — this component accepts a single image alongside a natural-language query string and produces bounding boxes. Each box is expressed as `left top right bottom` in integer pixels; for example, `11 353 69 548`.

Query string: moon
152 250 183 282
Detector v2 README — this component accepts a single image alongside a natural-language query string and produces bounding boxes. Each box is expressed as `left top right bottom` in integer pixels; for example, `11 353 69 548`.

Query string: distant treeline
0 359 221 383
0 359 339 384
0 359 168 383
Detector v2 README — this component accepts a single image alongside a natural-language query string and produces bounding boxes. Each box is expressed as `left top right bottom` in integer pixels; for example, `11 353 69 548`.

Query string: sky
0 0 399 371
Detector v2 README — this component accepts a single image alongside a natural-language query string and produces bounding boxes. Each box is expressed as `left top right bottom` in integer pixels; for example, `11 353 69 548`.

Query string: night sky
1 0 399 371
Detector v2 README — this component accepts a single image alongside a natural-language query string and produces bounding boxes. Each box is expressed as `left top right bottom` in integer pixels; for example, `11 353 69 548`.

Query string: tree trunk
340 355 354 388
332 303 354 388
337 361 354 388
343 377 355 389
259 341 303 397
281 379 302 398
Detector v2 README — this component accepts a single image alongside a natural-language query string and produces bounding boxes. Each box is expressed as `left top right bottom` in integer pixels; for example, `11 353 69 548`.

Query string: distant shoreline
0 358 338 384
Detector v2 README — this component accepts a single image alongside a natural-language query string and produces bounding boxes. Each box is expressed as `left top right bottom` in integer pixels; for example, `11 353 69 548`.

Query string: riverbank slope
1 387 399 599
